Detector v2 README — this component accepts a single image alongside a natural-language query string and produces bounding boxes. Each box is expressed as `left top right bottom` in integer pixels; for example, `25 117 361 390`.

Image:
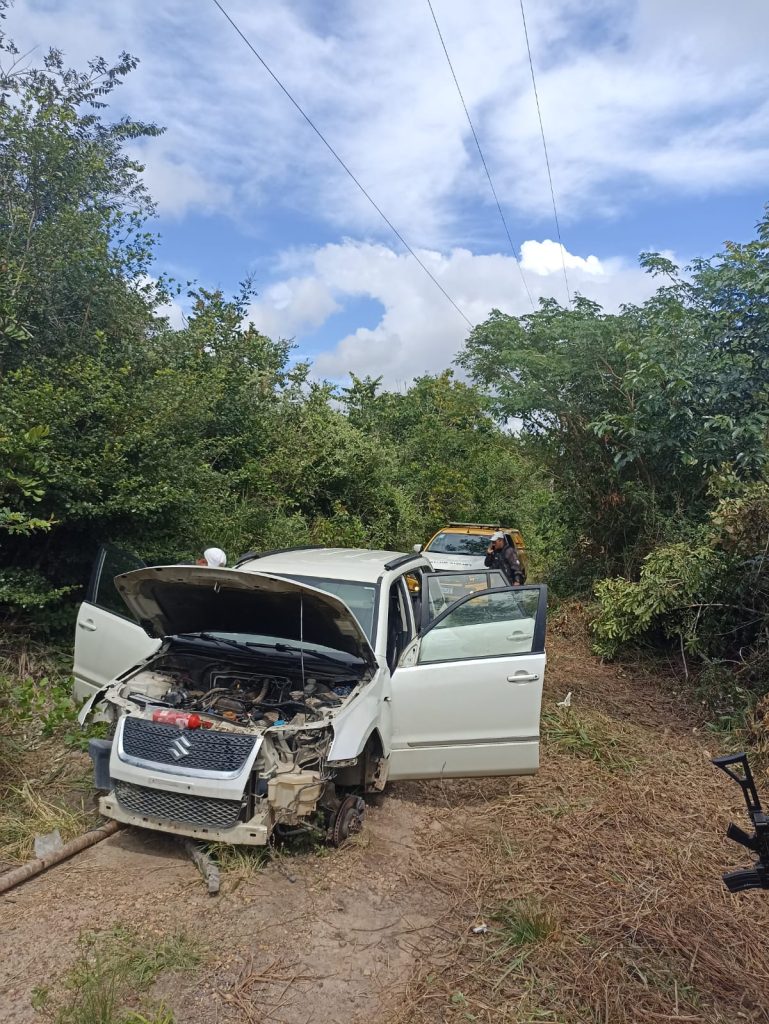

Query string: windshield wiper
246 640 359 665
172 634 360 664
173 632 254 652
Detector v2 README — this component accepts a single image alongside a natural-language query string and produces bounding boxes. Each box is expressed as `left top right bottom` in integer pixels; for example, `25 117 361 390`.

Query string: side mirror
412 543 423 553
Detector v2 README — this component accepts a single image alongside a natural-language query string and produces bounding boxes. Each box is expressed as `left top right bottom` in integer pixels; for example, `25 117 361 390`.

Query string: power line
425 0 536 312
518 0 572 308
210 0 474 330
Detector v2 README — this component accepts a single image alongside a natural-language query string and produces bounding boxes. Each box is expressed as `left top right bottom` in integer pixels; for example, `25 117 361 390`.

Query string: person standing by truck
484 532 525 586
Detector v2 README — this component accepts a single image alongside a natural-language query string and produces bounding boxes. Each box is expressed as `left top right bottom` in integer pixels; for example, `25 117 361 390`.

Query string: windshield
425 532 491 556
275 576 378 642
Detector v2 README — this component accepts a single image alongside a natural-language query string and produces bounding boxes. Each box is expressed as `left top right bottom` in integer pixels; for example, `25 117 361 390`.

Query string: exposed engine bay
89 639 380 848
119 647 360 729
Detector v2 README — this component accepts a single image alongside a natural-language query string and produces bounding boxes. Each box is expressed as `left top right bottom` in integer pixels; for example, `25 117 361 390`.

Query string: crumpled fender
327 684 388 761
77 686 113 726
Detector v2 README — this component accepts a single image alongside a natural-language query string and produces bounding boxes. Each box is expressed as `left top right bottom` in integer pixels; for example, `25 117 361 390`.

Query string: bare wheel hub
330 795 365 847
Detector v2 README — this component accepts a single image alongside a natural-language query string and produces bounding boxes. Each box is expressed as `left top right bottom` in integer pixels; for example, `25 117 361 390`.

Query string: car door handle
507 673 539 683
507 631 527 640
79 618 98 632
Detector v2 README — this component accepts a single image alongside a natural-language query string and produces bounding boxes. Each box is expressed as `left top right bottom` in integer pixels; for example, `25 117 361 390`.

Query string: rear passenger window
88 545 145 620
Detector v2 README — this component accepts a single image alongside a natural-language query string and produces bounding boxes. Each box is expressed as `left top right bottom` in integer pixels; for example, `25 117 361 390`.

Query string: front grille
121 717 257 772
114 780 242 830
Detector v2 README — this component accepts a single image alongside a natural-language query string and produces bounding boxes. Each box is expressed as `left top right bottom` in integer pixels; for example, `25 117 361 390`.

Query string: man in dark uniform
484 531 525 586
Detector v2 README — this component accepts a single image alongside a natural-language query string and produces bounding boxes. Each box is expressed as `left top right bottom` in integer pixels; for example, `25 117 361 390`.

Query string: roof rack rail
233 545 325 568
234 550 260 565
446 522 502 530
383 552 421 572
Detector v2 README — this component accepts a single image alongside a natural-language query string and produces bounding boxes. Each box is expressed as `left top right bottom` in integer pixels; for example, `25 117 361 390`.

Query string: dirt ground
3 625 769 1024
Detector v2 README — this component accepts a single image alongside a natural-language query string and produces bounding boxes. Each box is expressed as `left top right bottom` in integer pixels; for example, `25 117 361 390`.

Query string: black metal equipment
713 753 769 893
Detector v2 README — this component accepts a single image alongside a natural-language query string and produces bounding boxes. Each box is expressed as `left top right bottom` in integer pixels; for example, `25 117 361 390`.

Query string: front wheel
328 795 366 846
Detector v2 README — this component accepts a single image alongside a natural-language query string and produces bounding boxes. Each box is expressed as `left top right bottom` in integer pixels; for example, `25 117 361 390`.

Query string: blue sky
9 0 769 383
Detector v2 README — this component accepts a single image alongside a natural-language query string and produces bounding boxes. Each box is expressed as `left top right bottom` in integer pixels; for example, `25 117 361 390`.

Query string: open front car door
387 585 547 780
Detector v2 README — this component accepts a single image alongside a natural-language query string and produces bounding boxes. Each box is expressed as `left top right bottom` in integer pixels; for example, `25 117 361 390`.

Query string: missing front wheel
328 794 365 846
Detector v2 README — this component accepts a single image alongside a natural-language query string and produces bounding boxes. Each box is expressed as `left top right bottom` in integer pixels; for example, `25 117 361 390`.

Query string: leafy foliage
0 23 542 631
0 11 544 620
0 423 52 535
459 222 769 586
592 542 726 659
592 480 769 709
459 208 769 712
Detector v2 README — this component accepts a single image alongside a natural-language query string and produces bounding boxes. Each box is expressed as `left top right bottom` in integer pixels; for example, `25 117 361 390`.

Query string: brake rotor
330 795 366 847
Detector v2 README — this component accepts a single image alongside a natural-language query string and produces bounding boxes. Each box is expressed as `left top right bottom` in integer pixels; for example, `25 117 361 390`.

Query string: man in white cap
197 547 227 568
484 532 524 586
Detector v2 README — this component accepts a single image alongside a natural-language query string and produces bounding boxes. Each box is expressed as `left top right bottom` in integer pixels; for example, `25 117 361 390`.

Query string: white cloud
252 238 661 385
133 147 230 220
248 276 340 338
8 0 769 241
520 240 604 277
157 295 187 331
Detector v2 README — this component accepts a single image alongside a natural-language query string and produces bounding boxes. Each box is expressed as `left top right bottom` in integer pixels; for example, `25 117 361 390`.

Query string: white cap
203 547 227 567
490 531 505 542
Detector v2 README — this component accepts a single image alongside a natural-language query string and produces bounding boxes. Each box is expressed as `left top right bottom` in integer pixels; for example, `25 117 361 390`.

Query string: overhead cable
210 0 474 330
425 0 536 312
518 0 572 307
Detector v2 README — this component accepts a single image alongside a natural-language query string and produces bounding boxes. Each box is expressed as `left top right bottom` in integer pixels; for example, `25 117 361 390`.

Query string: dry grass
0 780 91 862
0 634 96 867
5 615 769 1023
384 629 769 1024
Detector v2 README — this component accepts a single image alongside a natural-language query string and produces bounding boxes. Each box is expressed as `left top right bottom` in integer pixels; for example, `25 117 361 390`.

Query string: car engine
120 649 358 729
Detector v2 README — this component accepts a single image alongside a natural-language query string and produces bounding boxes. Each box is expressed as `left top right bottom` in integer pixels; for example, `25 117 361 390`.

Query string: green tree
340 371 551 563
0 4 164 372
459 211 769 585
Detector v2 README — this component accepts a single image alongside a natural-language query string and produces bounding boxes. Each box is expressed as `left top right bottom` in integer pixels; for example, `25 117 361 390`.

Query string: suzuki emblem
170 733 193 760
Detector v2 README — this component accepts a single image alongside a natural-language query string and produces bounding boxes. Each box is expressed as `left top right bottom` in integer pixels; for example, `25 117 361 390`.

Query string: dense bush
460 221 769 713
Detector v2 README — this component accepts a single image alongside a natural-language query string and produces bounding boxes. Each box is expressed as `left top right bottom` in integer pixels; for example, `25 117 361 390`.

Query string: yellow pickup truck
417 522 527 576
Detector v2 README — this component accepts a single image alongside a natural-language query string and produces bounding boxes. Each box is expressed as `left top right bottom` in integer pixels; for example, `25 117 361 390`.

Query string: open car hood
114 566 377 669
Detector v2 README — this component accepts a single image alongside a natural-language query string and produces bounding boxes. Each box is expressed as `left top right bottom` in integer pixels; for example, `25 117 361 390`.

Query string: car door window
423 571 507 628
404 568 424 623
74 545 157 704
418 587 543 664
88 545 146 620
386 578 412 672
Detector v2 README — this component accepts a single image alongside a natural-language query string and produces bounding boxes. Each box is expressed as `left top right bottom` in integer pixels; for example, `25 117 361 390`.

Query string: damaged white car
75 546 547 846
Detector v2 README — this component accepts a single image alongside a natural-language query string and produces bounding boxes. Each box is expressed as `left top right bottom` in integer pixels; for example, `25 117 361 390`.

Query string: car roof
236 547 415 584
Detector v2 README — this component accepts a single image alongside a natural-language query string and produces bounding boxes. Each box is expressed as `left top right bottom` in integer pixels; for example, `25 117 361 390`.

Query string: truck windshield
425 533 491 556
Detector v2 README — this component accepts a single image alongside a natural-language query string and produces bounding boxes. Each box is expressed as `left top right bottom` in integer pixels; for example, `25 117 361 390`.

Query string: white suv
75 546 547 846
